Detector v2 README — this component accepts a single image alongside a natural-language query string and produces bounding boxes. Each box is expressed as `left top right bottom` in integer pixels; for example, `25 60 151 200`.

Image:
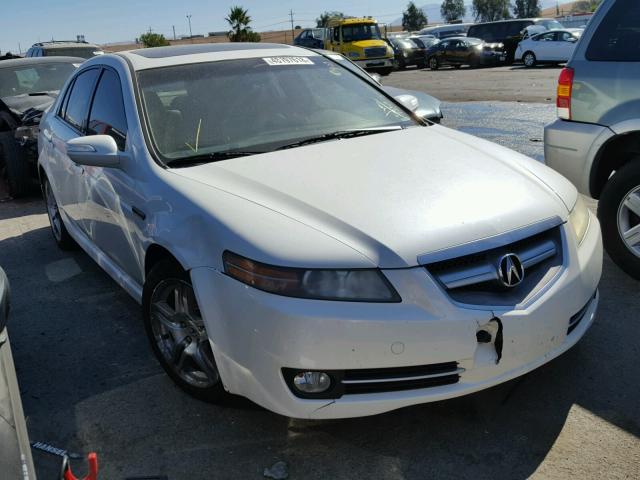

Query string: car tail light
557 67 574 120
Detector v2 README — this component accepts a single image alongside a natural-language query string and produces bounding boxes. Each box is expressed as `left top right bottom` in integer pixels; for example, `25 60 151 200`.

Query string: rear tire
143 259 227 402
523 51 537 68
429 56 439 70
43 176 76 250
598 161 640 280
0 132 30 198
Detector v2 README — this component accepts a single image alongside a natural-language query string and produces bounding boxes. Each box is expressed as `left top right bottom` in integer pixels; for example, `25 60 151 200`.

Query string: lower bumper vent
283 362 462 399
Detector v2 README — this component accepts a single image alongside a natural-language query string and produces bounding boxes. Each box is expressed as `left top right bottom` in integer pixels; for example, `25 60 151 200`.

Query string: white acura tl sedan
38 43 602 419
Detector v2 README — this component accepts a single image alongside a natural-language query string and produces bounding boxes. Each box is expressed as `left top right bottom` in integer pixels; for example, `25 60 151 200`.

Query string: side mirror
369 72 382 84
0 268 10 332
394 94 419 112
66 135 120 168
568 37 578 42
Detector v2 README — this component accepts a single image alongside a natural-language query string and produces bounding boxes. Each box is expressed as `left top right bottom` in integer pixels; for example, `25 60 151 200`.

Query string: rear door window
62 68 100 132
586 0 640 61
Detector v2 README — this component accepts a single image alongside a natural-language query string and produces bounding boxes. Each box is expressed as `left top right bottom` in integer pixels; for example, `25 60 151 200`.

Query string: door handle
43 129 53 143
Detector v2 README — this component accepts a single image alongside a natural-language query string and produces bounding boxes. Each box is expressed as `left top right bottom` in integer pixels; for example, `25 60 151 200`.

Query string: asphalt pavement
0 100 638 479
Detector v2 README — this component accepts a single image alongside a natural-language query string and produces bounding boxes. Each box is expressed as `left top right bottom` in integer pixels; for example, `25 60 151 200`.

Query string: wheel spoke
623 224 640 247
173 337 191 371
152 302 188 341
624 193 640 218
192 341 219 382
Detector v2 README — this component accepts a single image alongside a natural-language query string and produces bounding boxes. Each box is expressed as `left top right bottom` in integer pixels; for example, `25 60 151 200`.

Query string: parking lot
1 62 639 478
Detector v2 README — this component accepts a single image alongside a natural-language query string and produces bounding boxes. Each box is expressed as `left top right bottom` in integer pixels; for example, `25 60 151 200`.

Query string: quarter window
87 69 128 151
586 0 640 62
63 68 99 131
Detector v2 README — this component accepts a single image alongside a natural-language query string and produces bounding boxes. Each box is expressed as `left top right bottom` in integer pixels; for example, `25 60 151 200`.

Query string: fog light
293 371 331 393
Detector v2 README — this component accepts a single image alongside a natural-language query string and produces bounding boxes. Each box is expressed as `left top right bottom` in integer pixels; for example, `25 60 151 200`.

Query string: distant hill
390 1 563 26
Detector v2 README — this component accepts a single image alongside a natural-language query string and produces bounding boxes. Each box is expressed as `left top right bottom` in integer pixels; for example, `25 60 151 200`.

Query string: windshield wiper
166 150 262 167
275 126 403 151
27 91 58 96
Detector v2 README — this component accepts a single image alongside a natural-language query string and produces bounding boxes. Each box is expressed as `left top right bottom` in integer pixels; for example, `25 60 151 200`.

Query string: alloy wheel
429 57 438 70
45 180 62 241
524 53 535 67
617 185 640 258
149 279 219 388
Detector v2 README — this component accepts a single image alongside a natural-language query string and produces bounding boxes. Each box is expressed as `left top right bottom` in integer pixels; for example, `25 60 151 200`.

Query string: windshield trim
133 53 424 169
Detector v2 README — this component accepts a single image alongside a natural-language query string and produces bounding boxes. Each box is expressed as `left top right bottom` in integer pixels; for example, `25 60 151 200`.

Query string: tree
472 0 511 22
513 0 541 18
316 11 345 28
225 6 257 42
402 2 428 31
139 32 170 48
571 0 602 13
441 0 466 23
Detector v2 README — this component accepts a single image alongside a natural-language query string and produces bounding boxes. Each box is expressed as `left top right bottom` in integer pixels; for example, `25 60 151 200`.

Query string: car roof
33 41 101 49
0 56 84 69
117 43 319 70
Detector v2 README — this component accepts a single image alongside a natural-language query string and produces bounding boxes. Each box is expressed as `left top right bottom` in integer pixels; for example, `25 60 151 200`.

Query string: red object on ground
64 452 99 480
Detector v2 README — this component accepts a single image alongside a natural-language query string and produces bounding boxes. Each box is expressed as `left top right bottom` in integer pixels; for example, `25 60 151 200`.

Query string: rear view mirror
394 94 419 112
0 268 9 332
66 135 120 168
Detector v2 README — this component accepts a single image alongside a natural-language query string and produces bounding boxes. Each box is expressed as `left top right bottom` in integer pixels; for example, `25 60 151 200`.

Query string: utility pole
18 42 21 55
186 14 193 41
289 9 295 45
172 25 176 40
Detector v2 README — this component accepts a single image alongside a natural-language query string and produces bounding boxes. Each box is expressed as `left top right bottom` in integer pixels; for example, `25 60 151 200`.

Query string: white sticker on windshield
263 56 314 66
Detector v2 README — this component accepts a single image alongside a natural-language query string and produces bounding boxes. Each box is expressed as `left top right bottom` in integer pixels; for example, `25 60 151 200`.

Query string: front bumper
191 218 602 419
544 119 615 197
354 58 394 70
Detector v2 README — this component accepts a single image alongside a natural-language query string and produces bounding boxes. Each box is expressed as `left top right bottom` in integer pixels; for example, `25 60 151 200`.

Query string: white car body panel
517 29 582 63
38 44 602 418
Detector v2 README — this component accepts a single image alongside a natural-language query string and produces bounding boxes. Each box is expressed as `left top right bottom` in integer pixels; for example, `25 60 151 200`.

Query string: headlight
223 251 400 302
348 51 359 59
568 195 590 245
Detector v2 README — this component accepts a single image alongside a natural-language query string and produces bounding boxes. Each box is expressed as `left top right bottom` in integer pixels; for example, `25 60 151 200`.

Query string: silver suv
545 0 640 280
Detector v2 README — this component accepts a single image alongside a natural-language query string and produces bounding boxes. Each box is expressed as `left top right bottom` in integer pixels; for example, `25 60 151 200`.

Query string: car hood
175 126 576 268
0 93 57 120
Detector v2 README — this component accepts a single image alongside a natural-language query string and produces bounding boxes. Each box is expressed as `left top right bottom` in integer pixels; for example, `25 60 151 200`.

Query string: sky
0 0 417 54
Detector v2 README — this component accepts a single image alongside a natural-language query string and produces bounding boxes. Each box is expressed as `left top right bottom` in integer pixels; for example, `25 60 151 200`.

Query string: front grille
283 362 462 399
364 47 387 58
425 223 564 307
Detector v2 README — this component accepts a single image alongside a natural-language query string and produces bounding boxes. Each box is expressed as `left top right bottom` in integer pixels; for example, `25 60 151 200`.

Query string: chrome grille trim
437 240 557 290
342 368 466 384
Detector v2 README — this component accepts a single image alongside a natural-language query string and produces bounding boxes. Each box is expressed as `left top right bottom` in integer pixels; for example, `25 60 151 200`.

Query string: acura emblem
498 253 525 288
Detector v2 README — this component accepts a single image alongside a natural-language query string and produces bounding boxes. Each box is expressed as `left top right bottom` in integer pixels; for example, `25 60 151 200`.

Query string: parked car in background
0 267 36 479
418 23 472 39
385 36 426 69
294 28 326 49
467 18 564 63
26 41 104 59
545 0 640 280
410 35 440 49
517 29 583 67
325 17 394 75
39 43 601 419
0 57 80 196
426 37 506 70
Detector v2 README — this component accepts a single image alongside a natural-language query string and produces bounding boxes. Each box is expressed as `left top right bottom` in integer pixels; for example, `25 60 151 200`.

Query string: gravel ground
384 64 561 103
0 99 638 479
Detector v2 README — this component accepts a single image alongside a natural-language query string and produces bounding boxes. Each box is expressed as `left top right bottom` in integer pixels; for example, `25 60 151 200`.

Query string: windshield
46 47 102 59
342 23 382 42
0 62 78 98
138 56 417 164
539 20 564 30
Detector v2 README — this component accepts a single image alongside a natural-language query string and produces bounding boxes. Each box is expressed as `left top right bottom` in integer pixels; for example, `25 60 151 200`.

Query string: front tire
598 161 640 280
429 56 439 70
43 176 76 250
143 259 227 402
523 51 537 68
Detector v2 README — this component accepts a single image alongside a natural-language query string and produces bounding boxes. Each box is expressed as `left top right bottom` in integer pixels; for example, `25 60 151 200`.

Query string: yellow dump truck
325 17 394 75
